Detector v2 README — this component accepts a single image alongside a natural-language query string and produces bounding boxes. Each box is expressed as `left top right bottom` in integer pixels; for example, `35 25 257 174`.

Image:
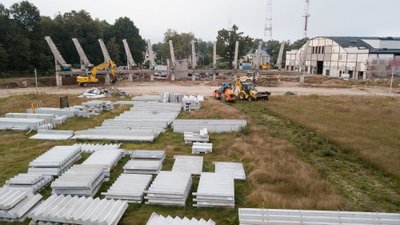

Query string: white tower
264 0 272 41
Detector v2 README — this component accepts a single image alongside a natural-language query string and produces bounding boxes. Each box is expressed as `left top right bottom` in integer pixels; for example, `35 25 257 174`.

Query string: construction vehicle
233 79 270 101
213 82 237 102
76 60 117 86
259 63 270 70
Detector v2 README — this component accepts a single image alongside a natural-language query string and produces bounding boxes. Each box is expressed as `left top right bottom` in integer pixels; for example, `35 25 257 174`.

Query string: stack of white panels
102 174 152 203
73 128 158 142
30 130 74 140
193 172 235 208
192 143 213 154
144 171 192 206
81 149 122 177
51 165 105 197
123 160 162 174
3 173 52 193
29 194 128 225
214 162 246 180
132 95 161 101
172 119 247 133
146 212 216 225
0 189 42 222
130 150 166 161
184 129 209 144
0 118 47 131
5 113 57 124
27 107 76 118
28 146 81 176
172 155 203 175
82 100 114 112
238 208 400 225
73 143 121 153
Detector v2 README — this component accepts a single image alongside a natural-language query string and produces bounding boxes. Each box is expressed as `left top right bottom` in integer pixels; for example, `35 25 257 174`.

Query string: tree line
0 1 308 77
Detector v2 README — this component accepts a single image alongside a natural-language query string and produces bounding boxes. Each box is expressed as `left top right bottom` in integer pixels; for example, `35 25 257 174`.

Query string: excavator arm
77 60 116 85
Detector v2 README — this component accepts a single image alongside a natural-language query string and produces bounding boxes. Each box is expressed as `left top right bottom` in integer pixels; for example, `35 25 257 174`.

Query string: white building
286 37 400 79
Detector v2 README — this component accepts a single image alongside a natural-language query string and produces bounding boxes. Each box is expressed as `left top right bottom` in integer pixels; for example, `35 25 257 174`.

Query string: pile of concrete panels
182 95 202 111
73 143 121 153
0 188 42 222
0 117 50 131
172 155 203 175
146 212 216 225
102 174 152 203
123 159 162 175
27 107 77 118
184 128 209 143
3 173 52 193
192 143 213 154
30 130 74 140
130 150 166 161
132 95 161 101
81 149 122 178
173 119 247 133
238 208 400 225
73 102 181 142
51 164 105 197
29 194 128 225
159 92 184 103
28 146 81 176
81 100 114 112
193 172 235 208
4 112 66 125
214 162 246 180
144 171 192 206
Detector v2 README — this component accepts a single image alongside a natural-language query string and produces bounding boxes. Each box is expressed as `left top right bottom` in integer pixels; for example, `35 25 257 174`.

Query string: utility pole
304 0 311 38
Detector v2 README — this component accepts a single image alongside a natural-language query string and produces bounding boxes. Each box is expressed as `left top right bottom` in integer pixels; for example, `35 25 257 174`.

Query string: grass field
0 93 399 225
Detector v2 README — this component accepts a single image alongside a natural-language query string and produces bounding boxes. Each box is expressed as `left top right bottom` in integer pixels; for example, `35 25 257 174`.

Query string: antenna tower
264 0 272 41
303 0 311 37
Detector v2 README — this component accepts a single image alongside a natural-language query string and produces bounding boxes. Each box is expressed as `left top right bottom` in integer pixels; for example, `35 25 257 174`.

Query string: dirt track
0 81 398 98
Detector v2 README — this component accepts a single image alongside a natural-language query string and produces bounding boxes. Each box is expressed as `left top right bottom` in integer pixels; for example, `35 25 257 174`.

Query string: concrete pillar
105 73 110 84
300 75 304 84
150 72 154 81
128 73 133 82
213 42 217 69
212 73 216 80
192 73 195 81
171 73 175 81
233 41 239 69
55 62 62 87
191 40 197 69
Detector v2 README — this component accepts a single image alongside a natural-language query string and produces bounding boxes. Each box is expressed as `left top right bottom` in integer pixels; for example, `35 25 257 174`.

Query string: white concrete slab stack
214 162 246 180
172 155 203 175
50 165 105 197
173 119 247 133
184 128 209 144
146 212 216 225
132 95 161 101
73 143 121 153
0 118 48 131
28 146 81 176
0 188 42 222
123 160 162 175
29 194 128 225
192 143 213 154
81 149 122 177
144 171 192 206
30 130 74 140
193 172 235 208
130 150 166 161
238 208 400 225
102 174 152 203
3 173 52 193
5 113 57 124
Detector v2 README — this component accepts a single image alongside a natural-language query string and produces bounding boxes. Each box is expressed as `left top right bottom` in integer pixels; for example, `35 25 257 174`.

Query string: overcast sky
2 0 399 43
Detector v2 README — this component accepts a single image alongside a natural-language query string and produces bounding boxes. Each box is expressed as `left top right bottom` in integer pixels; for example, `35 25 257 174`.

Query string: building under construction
285 37 400 79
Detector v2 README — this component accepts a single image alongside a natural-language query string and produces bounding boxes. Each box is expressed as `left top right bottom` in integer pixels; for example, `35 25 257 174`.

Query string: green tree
216 25 254 68
106 37 120 65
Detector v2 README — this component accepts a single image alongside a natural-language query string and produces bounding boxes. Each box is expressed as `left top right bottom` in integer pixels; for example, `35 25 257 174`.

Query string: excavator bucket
256 91 271 101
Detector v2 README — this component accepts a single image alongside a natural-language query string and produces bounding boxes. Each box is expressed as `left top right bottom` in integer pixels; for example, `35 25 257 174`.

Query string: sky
2 0 399 43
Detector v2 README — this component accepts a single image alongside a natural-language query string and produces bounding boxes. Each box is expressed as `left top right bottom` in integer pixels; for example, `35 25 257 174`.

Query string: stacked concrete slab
81 149 122 177
184 128 209 143
73 102 181 142
4 113 63 125
51 165 105 197
3 173 52 193
214 162 246 180
130 150 166 161
27 107 77 118
173 119 247 133
123 160 162 175
238 208 400 225
0 189 42 222
172 155 203 175
73 143 121 153
193 172 235 208
29 194 128 225
81 100 114 112
30 130 74 140
146 212 216 225
0 118 49 131
102 174 152 203
28 146 81 176
144 171 192 206
132 95 161 101
192 143 213 154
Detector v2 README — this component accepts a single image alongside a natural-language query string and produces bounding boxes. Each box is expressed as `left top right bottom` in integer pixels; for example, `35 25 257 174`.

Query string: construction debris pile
79 87 127 98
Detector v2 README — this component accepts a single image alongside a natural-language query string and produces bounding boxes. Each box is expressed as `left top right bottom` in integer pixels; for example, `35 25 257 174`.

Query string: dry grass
267 95 400 179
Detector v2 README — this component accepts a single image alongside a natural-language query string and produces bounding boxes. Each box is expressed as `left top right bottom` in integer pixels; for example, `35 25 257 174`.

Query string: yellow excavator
76 60 117 86
233 79 270 101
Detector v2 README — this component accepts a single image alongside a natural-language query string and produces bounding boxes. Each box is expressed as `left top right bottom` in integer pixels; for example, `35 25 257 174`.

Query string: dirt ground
0 80 398 98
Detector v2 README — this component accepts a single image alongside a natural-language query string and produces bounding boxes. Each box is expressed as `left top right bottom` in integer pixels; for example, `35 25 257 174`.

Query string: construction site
0 0 400 225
